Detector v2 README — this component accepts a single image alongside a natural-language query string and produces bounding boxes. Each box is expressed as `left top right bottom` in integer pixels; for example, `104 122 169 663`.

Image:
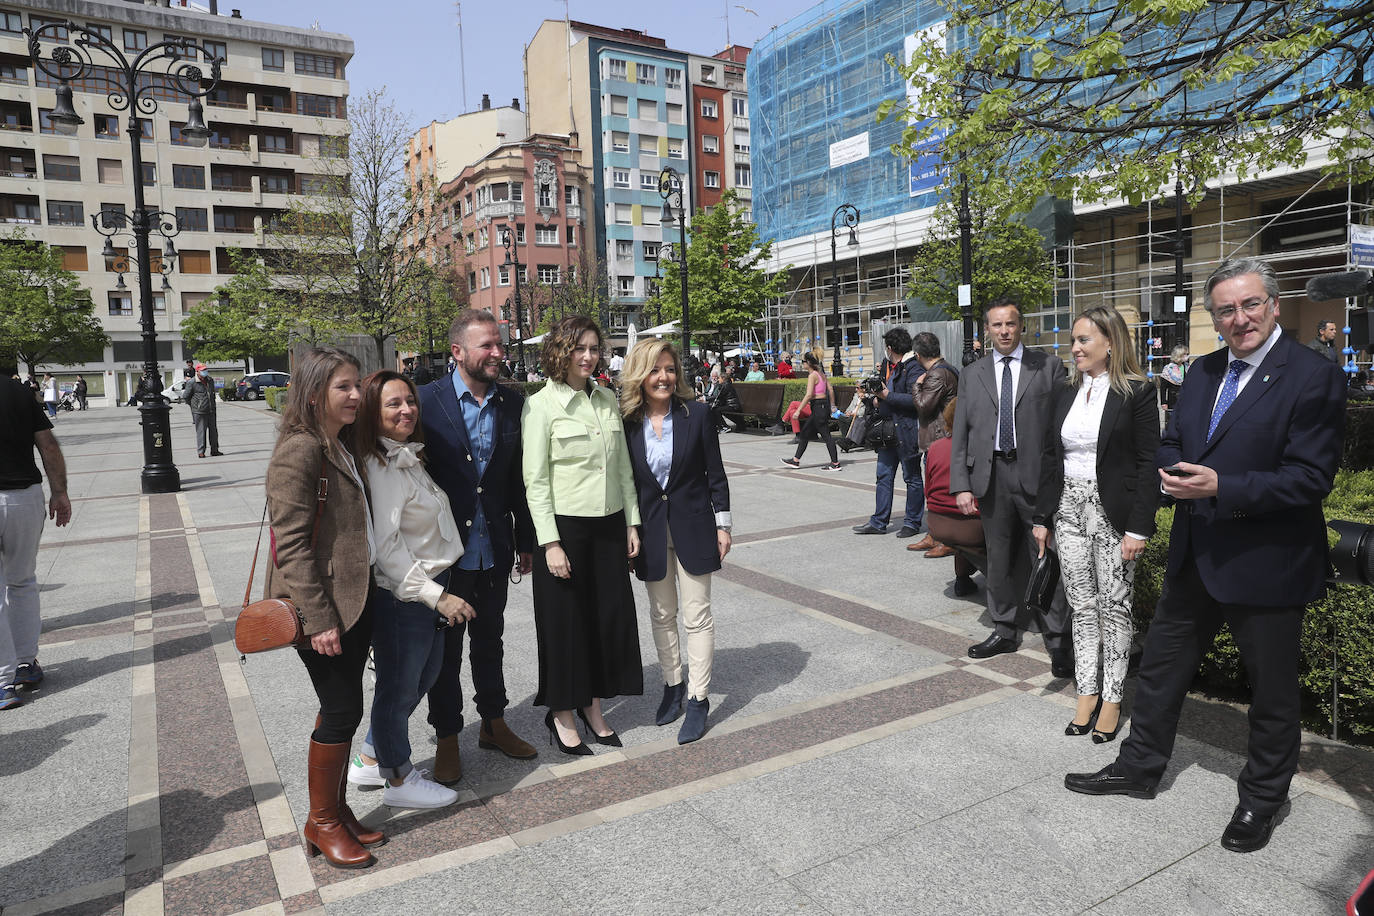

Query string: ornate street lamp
830 204 859 377
501 227 525 373
27 22 222 493
659 167 690 358
654 243 677 328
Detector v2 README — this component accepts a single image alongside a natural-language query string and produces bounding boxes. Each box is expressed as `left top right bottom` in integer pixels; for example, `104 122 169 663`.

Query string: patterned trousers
1054 478 1135 702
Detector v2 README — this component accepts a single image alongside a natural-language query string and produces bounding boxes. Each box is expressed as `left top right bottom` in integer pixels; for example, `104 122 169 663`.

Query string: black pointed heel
1092 709 1123 744
576 708 622 747
544 710 593 756
1065 696 1103 736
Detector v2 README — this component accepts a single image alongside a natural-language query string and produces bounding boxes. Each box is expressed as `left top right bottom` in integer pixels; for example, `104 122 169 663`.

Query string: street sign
1352 224 1374 269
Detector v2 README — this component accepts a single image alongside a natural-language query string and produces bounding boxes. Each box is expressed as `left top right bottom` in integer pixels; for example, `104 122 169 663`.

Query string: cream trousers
644 533 714 700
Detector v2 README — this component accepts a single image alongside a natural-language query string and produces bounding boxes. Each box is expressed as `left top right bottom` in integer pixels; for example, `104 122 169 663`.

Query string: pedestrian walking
781 352 840 470
41 374 58 419
74 375 88 411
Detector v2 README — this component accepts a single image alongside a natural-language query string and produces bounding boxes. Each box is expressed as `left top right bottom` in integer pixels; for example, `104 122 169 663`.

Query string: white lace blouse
1060 372 1111 481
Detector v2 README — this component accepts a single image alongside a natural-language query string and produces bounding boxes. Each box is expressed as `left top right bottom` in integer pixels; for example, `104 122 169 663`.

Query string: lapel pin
1263 375 1270 382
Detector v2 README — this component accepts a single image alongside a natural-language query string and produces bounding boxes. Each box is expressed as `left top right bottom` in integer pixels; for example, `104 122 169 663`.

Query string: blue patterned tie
998 356 1015 450
1207 359 1247 441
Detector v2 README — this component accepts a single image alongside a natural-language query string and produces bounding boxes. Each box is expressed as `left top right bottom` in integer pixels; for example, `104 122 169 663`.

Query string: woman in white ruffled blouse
346 370 474 811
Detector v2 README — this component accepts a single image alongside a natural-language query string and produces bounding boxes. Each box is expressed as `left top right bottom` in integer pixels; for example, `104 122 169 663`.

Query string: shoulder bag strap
252 448 329 609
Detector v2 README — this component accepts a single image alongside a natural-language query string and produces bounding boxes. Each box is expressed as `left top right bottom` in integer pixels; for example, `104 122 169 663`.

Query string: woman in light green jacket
522 315 643 755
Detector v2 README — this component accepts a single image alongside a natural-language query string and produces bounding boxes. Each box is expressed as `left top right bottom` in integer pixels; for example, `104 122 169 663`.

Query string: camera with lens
859 375 885 397
1329 520 1374 586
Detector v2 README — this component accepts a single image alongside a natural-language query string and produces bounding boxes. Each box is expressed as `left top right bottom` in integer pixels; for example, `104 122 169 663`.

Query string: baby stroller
57 390 78 412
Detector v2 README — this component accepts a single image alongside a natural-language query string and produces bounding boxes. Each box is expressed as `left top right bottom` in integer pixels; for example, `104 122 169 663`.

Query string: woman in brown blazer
265 346 381 869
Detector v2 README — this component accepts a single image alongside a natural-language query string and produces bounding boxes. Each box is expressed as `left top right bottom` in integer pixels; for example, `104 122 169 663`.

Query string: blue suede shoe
655 681 686 726
0 685 25 710
678 697 709 744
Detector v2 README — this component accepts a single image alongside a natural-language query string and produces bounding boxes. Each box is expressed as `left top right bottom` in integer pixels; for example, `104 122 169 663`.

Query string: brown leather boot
478 717 537 759
924 543 956 558
433 734 462 784
303 740 374 869
336 756 385 848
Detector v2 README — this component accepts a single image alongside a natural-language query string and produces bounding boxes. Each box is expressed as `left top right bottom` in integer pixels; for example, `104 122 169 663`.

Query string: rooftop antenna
454 1 469 113
726 5 757 47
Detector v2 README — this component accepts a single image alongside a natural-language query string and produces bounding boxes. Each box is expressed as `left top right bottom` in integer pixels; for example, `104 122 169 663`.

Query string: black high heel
576 708 623 747
1092 708 1123 744
544 710 592 756
1065 696 1103 736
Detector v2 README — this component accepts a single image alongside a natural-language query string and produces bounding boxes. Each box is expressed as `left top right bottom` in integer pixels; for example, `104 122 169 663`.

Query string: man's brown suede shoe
478 717 537 759
432 734 462 784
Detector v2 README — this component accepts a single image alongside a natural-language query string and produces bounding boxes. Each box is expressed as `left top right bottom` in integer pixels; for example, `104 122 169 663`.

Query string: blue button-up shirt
452 372 495 570
642 410 673 490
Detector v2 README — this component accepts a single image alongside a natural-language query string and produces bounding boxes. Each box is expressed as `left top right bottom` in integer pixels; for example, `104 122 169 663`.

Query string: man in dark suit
949 298 1072 675
422 309 537 782
1065 258 1347 854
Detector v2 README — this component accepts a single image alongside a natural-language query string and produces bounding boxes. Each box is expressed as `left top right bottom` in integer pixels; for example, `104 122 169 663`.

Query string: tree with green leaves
882 1 1374 210
907 192 1055 321
179 248 291 371
394 261 468 362
0 234 109 377
646 190 791 344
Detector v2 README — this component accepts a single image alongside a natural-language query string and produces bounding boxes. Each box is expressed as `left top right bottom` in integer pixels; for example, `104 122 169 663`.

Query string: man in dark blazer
1065 258 1347 854
422 309 537 781
949 298 1072 674
854 328 925 537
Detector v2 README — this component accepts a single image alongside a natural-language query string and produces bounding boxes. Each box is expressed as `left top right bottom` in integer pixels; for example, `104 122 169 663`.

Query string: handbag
1024 547 1061 614
234 466 327 657
863 416 899 450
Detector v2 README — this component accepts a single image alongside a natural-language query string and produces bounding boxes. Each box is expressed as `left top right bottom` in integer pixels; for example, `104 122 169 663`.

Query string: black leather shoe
895 526 919 538
1049 648 1075 679
1064 762 1157 799
1221 806 1277 853
952 576 977 597
967 634 1016 658
852 524 887 535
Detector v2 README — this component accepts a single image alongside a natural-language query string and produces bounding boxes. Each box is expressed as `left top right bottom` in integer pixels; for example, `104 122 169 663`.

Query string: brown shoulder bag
235 467 327 658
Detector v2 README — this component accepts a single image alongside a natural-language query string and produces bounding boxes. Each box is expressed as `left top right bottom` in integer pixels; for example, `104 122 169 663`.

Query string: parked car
235 371 291 401
163 376 223 403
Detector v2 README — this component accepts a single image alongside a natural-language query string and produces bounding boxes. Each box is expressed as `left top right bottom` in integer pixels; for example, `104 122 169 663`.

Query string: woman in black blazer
622 339 731 744
1032 307 1160 743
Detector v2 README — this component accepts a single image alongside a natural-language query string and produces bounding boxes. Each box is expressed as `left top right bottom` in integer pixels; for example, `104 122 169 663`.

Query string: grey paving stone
691 878 824 915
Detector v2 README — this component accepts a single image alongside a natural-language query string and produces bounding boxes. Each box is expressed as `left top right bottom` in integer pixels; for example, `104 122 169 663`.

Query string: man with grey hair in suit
949 297 1073 676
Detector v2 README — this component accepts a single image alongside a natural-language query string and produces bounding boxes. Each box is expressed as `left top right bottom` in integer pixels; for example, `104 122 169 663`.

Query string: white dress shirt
1059 371 1147 541
364 438 463 609
1211 324 1284 413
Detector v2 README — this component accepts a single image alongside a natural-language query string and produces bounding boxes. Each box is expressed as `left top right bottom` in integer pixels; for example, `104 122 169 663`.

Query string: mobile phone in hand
1164 465 1193 477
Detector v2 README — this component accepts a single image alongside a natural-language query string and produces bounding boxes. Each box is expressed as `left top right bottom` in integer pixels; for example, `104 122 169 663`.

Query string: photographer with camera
853 328 925 538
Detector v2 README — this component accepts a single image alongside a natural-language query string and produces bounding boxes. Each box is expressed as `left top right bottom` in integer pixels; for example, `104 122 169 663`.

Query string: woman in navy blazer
622 340 732 744
1033 306 1160 743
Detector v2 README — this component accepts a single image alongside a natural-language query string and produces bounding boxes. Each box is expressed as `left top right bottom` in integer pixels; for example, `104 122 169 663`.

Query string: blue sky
266 1 811 127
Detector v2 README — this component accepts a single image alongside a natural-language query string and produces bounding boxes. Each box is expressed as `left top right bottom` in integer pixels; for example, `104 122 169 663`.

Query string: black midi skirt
532 510 644 710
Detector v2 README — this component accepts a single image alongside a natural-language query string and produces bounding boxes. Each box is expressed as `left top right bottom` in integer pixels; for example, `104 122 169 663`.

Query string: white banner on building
829 132 870 169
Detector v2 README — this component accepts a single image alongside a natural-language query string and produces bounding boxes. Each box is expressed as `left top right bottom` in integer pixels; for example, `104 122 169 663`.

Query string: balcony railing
48 217 83 227
208 98 249 110
474 200 526 222
0 215 40 224
566 204 584 221
212 183 253 193
0 169 36 179
0 122 33 132
215 224 255 233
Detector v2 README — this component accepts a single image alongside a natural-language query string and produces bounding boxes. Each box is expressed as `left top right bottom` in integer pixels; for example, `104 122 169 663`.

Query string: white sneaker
383 767 459 809
347 755 387 788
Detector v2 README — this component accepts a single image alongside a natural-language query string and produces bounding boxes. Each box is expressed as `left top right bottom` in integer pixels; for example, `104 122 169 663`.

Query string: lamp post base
138 399 181 494
141 464 181 494
831 358 844 378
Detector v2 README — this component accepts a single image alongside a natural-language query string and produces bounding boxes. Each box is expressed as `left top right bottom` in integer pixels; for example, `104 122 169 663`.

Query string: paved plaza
3 400 1373 916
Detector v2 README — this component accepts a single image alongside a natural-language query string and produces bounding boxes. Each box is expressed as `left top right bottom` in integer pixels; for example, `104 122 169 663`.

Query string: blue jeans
362 576 448 780
869 446 925 531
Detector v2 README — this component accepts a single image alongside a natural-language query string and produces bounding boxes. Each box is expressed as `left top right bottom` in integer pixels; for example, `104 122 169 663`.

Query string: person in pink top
781 352 840 470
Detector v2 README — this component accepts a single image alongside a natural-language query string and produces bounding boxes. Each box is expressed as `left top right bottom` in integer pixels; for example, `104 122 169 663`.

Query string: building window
59 246 87 271
134 118 152 139
735 164 751 187
0 60 25 83
260 133 288 153
498 264 510 286
701 99 718 118
46 200 83 226
262 47 284 71
536 225 558 245
612 169 630 188
123 29 147 52
732 97 748 117
611 131 629 153
108 292 133 316
637 63 656 85
617 276 635 296
734 136 751 154
565 186 579 206
176 207 207 232
515 224 526 243
43 154 80 181
667 139 684 159
704 171 720 189
294 52 340 77
607 58 627 80
84 23 112 42
480 267 490 288
537 183 553 208
614 204 632 225
203 40 227 64
643 241 660 261
667 103 684 125
639 135 658 155
615 239 633 260
37 109 58 134
568 224 577 246
510 181 523 201
609 95 627 116
0 11 21 33
296 94 339 118
141 162 156 186
262 174 289 193
97 159 122 184
173 164 205 189
701 64 716 83
95 114 119 138
179 250 211 274
641 173 659 190
664 67 682 89
702 135 719 153
29 15 67 42
637 98 657 120
477 226 488 248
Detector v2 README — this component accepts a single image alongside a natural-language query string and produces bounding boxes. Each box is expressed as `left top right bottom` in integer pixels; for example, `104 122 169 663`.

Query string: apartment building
407 94 526 190
689 46 750 220
0 0 352 404
429 134 590 349
524 19 693 330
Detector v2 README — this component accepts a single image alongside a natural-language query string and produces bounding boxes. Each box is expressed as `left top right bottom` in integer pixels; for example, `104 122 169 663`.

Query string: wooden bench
723 382 786 432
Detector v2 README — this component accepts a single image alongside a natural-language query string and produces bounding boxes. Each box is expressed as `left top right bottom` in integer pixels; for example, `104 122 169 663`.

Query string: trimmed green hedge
1131 469 1374 741
1343 406 1374 471
264 386 287 411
